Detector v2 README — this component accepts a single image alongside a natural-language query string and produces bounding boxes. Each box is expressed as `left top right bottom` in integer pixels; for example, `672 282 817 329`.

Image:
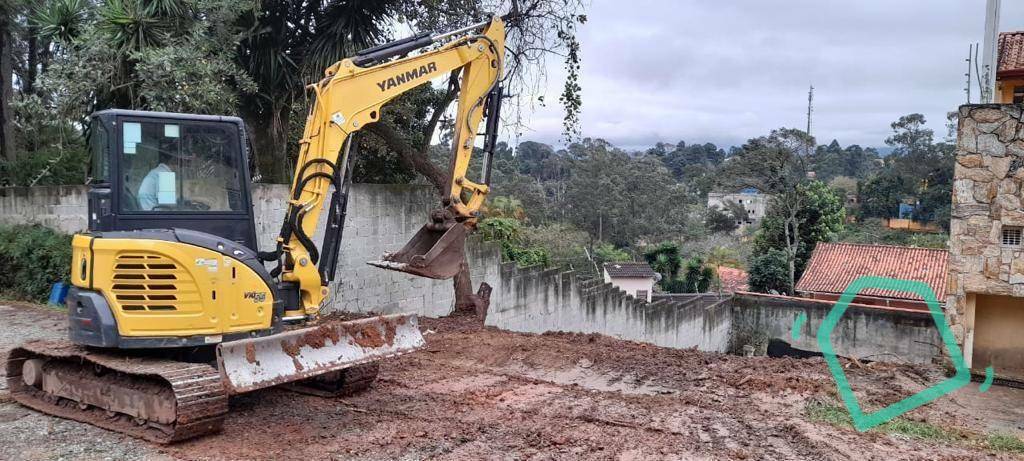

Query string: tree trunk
25 26 36 96
784 208 799 296
0 19 14 162
248 109 292 184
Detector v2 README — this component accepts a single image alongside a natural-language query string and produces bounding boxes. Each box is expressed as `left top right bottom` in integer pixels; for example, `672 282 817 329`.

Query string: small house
603 262 657 302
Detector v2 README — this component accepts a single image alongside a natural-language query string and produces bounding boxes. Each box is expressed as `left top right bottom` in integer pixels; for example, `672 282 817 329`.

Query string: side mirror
157 171 177 205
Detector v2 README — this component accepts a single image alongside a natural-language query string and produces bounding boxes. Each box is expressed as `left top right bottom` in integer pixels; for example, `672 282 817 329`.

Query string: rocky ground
0 302 1022 460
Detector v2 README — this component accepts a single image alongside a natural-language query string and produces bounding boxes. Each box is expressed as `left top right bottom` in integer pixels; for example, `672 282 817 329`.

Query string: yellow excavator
5 17 505 443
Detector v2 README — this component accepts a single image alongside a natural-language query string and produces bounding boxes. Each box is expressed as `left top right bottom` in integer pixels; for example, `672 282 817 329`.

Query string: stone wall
949 105 1024 341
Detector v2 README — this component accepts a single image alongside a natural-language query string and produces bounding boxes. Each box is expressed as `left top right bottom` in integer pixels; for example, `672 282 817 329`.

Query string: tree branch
366 121 447 195
420 70 460 151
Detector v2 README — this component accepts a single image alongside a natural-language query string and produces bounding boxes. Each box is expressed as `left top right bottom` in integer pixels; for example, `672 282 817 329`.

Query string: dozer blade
215 314 424 394
367 222 467 279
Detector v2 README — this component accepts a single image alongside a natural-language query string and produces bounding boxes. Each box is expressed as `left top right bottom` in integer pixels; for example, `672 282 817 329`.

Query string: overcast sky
513 0 1024 151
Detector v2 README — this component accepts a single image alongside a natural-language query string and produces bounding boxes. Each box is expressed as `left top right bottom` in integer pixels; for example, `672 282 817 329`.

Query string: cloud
515 0 1024 151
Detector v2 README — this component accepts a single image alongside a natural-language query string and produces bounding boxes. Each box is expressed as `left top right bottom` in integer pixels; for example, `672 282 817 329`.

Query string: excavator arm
269 17 506 317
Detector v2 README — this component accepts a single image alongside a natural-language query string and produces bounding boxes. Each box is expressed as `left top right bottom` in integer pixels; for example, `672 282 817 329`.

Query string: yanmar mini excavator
5 17 505 443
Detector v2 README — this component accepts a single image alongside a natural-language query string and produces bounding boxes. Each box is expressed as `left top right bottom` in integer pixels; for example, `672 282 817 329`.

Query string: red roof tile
716 266 748 293
999 31 1024 75
795 242 948 302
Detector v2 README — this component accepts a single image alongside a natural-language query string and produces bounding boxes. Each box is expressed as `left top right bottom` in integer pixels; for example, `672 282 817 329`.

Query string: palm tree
682 257 715 294
644 242 682 288
236 0 399 183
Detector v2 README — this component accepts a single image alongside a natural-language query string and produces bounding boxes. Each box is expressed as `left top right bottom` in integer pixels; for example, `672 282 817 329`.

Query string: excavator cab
85 109 258 248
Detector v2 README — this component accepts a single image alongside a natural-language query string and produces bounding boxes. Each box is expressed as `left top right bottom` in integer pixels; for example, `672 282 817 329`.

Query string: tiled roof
717 266 749 293
999 31 1024 75
604 262 656 279
795 242 948 302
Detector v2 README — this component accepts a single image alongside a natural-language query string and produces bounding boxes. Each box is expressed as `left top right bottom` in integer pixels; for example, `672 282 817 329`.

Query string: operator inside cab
137 150 178 211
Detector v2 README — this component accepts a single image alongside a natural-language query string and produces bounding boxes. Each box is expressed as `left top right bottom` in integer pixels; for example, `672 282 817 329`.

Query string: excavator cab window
87 119 110 184
119 119 244 213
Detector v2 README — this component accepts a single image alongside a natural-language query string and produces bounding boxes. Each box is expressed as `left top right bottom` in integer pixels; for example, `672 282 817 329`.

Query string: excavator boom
268 17 506 315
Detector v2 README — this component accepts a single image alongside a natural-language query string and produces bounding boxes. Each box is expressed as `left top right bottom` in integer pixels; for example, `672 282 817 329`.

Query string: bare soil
0 303 1021 460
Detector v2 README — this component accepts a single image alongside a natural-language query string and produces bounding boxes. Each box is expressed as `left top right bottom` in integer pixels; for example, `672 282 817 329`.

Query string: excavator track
284 363 380 397
5 340 227 444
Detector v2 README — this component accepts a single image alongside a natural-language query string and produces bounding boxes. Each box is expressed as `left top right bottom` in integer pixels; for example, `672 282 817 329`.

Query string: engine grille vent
111 253 200 312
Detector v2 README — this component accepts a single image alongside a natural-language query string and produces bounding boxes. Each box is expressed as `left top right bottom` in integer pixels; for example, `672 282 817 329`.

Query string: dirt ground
0 302 1022 460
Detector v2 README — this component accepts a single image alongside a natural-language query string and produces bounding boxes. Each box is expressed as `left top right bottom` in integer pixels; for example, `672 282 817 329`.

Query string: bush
0 225 72 301
478 217 550 268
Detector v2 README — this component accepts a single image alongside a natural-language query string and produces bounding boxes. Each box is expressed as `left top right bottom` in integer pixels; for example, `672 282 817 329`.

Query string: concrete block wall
250 183 505 317
0 183 500 318
0 186 88 233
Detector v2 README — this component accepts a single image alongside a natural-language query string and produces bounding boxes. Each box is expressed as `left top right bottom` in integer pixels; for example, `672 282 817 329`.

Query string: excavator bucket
215 314 424 394
367 221 468 280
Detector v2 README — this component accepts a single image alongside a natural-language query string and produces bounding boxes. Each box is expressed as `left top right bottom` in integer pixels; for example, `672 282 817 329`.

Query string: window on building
1002 226 1022 246
636 290 648 300
1015 86 1024 104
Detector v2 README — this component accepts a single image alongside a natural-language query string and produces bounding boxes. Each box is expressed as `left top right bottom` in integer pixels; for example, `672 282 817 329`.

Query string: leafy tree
752 180 844 293
521 223 590 271
858 173 904 219
0 0 17 162
719 127 816 294
483 196 526 221
477 217 549 268
705 206 738 233
593 242 630 267
564 138 693 246
748 248 789 294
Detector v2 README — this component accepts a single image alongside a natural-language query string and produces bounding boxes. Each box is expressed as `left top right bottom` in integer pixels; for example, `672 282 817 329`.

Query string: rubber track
5 340 228 444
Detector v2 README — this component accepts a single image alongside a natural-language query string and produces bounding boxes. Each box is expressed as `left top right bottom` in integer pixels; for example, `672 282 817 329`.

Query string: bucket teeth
368 221 468 280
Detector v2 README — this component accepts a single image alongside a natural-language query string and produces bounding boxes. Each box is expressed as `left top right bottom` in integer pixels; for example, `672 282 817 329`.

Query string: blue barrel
48 282 69 306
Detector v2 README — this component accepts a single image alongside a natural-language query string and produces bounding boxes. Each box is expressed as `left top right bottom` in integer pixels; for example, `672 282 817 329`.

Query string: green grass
807 402 1024 454
806 402 963 443
984 433 1024 453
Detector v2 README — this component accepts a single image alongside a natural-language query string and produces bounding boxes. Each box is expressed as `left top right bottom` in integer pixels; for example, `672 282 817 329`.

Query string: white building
602 262 657 302
706 189 770 232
